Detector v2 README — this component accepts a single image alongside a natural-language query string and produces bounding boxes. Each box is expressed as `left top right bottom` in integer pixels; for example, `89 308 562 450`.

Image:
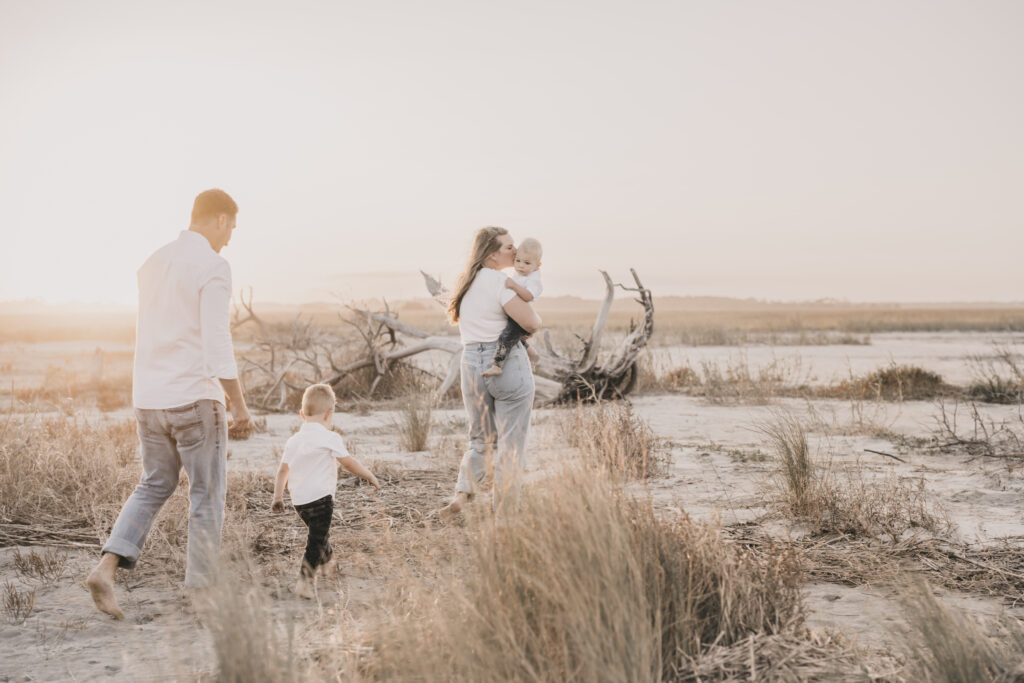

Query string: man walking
87 189 252 619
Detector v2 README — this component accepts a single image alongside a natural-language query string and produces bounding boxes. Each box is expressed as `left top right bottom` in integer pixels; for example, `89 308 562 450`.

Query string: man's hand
271 499 285 514
220 378 253 440
229 415 253 440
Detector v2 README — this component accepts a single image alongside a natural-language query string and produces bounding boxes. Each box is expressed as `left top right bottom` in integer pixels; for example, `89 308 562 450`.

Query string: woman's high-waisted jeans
456 341 535 513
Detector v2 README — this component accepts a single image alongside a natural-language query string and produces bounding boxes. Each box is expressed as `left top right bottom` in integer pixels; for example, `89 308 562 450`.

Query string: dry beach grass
4 309 1024 679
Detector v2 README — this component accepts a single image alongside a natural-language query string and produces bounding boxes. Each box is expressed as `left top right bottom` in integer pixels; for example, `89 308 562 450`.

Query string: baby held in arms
482 237 543 378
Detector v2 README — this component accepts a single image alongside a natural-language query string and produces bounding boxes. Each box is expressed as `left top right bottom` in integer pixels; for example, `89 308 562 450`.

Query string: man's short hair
302 383 336 416
191 189 238 223
518 237 542 259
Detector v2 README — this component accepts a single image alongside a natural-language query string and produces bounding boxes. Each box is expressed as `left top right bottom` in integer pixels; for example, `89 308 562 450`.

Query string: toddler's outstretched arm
271 462 289 512
505 277 534 302
339 456 381 490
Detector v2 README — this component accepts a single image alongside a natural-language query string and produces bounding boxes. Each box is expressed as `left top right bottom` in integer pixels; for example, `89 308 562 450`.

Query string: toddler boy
482 237 543 377
271 383 380 598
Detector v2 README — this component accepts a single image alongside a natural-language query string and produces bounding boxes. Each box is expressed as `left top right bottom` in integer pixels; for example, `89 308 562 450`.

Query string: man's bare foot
295 576 315 599
86 555 124 620
439 492 469 521
481 365 503 378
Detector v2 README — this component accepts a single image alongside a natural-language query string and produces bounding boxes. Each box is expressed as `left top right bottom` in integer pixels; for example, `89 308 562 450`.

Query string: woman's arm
503 296 542 334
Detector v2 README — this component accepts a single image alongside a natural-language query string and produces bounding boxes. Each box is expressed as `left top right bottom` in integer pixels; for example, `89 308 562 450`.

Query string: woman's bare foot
295 575 316 599
86 554 124 620
481 364 503 378
438 492 469 521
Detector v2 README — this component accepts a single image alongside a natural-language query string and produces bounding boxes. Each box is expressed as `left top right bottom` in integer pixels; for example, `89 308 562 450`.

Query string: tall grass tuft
369 466 802 681
394 393 433 452
761 413 952 540
759 412 817 516
565 402 668 479
200 569 302 683
898 580 1024 682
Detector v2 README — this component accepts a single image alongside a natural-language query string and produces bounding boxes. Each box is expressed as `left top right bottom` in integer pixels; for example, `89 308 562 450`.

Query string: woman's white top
281 421 351 505
458 267 518 344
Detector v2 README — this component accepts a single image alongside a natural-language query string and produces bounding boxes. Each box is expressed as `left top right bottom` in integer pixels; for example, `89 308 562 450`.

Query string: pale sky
1 0 1021 305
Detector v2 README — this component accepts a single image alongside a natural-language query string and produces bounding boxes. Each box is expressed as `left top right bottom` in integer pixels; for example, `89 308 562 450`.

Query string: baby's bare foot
481 365 503 378
86 571 124 620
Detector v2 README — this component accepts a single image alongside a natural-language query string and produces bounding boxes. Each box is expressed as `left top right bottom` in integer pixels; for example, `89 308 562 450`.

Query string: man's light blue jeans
456 341 535 513
102 399 227 588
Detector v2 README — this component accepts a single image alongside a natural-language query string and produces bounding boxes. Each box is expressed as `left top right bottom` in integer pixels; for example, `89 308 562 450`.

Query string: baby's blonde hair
301 383 336 416
518 237 542 260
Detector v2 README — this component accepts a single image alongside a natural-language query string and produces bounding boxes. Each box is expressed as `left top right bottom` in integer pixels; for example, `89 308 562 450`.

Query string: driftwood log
325 269 654 404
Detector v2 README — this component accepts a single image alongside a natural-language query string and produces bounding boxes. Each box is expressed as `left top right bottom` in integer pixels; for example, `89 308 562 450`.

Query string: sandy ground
3 332 1024 680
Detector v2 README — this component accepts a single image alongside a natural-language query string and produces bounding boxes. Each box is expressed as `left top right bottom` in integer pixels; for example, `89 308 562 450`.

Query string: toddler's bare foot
439 492 469 521
481 365 503 378
86 568 124 620
295 576 315 599
318 558 336 580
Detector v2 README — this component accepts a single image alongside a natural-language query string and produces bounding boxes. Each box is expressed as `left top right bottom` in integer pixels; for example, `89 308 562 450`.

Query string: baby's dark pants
294 494 334 578
492 318 530 368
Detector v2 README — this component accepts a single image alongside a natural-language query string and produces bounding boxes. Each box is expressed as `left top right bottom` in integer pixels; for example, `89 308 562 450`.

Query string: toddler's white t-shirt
281 421 350 505
513 270 543 300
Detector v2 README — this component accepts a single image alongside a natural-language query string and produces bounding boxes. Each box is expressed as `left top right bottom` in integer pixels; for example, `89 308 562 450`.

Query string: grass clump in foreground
899 580 1024 682
565 401 668 479
760 413 951 541
368 466 804 682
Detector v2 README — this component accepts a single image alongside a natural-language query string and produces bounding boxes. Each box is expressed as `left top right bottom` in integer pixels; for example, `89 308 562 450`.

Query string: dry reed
393 393 433 452
2 581 36 625
565 401 668 479
760 413 951 540
11 548 69 584
898 580 1024 682
367 465 802 681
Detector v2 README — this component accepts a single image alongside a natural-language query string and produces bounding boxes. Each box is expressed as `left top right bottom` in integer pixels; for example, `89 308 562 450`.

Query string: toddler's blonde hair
518 237 542 260
301 383 336 416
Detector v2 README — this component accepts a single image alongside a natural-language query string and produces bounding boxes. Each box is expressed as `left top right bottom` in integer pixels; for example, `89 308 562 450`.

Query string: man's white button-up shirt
132 230 239 410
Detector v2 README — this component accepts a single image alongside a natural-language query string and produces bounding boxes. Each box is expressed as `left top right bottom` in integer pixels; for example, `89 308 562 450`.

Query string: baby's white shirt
513 270 543 300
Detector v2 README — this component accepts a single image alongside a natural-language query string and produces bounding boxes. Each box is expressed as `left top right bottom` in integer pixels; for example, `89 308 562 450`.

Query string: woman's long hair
447 226 509 324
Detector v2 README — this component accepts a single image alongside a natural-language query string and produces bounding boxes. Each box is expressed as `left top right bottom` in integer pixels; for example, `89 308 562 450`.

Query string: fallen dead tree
324 268 654 404
232 288 435 410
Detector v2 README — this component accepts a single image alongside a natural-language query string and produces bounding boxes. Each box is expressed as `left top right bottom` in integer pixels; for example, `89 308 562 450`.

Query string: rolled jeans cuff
101 538 142 569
